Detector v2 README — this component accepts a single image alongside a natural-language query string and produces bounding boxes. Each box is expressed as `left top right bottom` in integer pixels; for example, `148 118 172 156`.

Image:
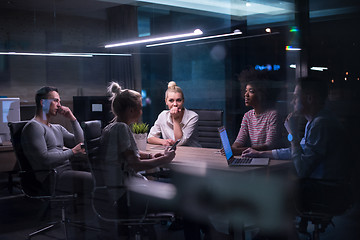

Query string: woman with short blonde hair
148 81 201 147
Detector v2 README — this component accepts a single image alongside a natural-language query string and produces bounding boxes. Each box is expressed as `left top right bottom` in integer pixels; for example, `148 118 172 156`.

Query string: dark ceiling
0 0 121 19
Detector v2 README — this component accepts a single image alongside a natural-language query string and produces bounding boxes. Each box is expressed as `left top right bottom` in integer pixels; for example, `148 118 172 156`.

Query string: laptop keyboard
233 157 253 164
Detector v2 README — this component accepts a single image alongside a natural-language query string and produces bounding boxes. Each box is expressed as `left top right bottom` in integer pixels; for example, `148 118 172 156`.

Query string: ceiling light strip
185 32 279 47
0 52 93 57
88 53 132 56
146 30 242 48
0 52 132 57
105 29 203 48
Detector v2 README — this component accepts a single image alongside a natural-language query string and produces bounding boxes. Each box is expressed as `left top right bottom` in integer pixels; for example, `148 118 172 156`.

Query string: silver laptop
218 126 270 166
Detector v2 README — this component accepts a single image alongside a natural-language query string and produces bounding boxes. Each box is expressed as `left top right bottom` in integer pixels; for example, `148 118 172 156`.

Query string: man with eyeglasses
21 86 93 196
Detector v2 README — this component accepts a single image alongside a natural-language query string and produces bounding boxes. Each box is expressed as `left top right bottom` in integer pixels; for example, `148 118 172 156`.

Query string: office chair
8 121 94 240
191 109 223 148
81 120 175 239
295 178 353 240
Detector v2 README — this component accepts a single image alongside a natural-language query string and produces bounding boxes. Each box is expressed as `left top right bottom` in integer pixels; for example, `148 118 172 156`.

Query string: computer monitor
0 98 20 142
73 96 113 128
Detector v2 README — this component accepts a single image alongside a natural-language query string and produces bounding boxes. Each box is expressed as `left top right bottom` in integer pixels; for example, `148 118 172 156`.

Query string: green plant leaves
131 122 149 134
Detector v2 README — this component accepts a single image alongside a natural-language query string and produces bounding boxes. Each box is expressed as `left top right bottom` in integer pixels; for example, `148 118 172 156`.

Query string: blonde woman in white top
148 81 201 147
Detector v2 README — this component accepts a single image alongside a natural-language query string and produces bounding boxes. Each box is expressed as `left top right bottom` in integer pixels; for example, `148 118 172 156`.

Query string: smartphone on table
169 139 181 151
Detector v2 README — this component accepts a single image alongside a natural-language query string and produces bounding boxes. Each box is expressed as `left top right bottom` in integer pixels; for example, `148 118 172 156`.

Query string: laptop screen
218 126 233 161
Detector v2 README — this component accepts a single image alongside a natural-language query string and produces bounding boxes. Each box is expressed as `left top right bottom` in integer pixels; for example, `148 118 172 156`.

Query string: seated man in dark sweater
21 86 93 196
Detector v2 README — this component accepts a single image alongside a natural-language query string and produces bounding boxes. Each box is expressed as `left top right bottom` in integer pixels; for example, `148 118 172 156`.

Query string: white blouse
148 108 201 147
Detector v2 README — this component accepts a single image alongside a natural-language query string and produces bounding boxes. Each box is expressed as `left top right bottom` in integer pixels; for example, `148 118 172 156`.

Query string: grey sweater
21 118 84 181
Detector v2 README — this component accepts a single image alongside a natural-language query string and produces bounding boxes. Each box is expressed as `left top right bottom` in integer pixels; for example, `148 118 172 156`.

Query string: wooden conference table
142 144 293 237
146 144 292 174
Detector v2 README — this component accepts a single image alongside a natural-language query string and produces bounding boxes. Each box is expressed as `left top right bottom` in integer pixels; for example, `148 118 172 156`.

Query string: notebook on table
218 126 270 166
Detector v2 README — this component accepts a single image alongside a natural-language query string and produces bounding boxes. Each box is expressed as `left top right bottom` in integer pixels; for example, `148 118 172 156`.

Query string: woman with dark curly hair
231 70 282 155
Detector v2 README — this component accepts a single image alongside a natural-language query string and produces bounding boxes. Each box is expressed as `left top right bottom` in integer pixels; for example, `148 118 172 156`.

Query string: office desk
0 141 19 194
0 141 17 173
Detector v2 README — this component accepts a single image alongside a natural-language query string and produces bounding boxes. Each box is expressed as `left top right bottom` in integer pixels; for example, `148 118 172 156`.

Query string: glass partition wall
0 1 358 132
136 3 292 140
1 0 358 140
0 0 359 237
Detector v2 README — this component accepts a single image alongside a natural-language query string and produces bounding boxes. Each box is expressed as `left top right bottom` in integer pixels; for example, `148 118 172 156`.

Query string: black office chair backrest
82 120 128 220
81 120 104 187
191 109 223 148
8 121 48 195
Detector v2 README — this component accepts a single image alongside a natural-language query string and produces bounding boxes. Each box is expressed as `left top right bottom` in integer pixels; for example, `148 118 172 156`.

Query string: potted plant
131 122 149 151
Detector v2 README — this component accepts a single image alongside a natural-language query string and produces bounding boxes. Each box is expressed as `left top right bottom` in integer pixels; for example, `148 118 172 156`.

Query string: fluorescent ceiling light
84 53 132 56
146 30 242 47
289 64 296 69
186 32 279 47
105 29 203 48
310 67 328 71
0 52 93 57
0 52 132 57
